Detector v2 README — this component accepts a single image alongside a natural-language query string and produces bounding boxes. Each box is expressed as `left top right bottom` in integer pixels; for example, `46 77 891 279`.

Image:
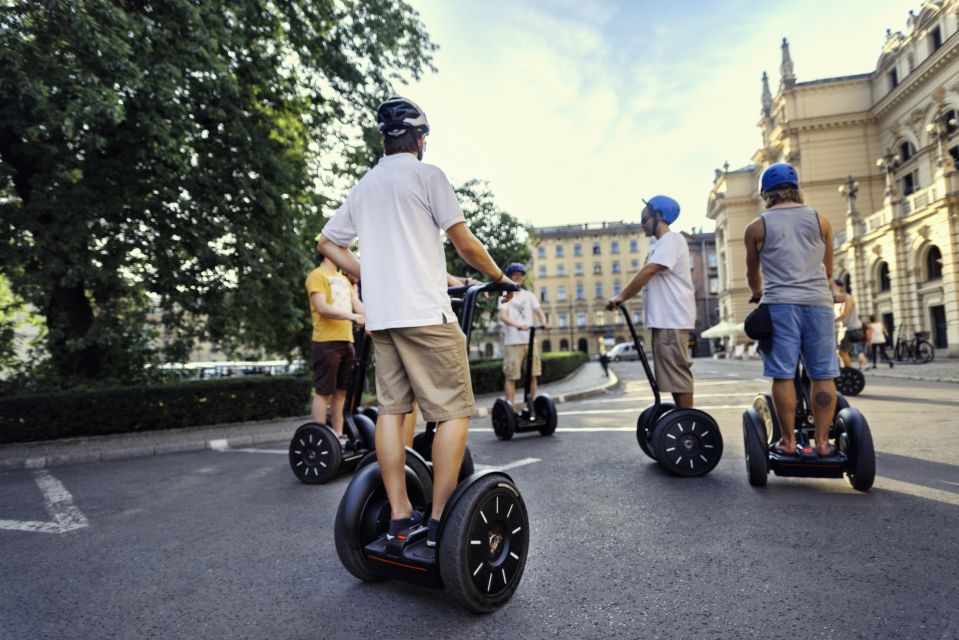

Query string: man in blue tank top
744 163 843 457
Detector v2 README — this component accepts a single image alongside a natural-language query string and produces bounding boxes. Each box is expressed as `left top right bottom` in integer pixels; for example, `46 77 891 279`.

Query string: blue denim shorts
762 304 840 380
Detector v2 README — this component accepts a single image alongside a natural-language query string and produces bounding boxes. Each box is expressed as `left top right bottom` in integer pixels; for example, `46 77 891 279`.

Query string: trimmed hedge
0 375 311 445
468 350 588 396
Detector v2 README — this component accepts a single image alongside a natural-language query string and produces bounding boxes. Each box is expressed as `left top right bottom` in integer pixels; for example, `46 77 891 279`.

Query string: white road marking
0 471 90 534
474 458 541 472
558 405 750 416
208 439 230 451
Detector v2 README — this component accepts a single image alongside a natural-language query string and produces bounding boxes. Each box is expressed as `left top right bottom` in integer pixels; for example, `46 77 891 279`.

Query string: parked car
607 342 639 362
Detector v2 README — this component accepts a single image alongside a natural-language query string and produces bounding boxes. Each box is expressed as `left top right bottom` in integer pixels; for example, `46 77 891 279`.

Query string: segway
834 366 865 397
620 306 723 476
334 282 530 612
491 327 558 440
742 358 875 491
288 328 377 485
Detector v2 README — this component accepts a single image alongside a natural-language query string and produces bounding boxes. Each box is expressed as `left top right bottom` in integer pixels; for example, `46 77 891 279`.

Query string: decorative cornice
874 32 959 118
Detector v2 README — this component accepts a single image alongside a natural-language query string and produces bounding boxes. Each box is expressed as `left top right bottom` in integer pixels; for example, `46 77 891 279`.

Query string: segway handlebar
448 282 520 347
619 305 660 406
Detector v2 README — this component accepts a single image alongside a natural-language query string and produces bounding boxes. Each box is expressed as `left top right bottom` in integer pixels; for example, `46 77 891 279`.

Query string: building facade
686 230 720 355
708 2 959 356
530 221 649 356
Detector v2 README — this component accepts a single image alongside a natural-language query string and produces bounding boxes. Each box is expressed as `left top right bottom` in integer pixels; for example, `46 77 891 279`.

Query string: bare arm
350 287 364 314
534 307 550 329
310 292 363 323
498 306 525 329
607 262 665 309
744 217 763 301
446 222 514 301
317 235 361 280
818 212 841 302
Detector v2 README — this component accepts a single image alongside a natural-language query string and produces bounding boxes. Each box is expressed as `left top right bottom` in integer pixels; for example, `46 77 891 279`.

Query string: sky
401 0 921 233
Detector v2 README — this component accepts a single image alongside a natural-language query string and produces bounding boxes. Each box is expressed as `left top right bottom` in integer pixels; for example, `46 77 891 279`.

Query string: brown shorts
311 340 354 395
371 322 475 422
503 344 542 381
651 329 694 394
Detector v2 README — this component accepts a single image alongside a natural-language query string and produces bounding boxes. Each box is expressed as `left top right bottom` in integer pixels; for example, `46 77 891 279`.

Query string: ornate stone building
708 1 959 356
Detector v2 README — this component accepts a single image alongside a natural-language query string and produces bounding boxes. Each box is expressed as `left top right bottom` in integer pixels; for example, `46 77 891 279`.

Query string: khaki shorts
371 322 475 422
652 329 694 394
503 344 542 381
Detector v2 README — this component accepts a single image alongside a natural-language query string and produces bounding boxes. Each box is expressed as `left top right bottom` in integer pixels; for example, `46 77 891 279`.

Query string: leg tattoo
815 391 832 407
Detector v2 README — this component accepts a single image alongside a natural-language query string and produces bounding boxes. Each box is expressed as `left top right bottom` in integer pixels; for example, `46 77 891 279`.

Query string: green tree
0 1 434 387
446 179 530 278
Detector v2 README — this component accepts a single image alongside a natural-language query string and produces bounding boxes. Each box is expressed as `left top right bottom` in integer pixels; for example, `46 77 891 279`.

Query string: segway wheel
439 474 529 613
742 409 769 487
650 409 723 477
533 395 557 436
360 406 379 424
334 463 433 582
356 448 433 493
830 394 850 440
491 399 517 440
835 367 865 397
460 447 476 480
412 430 475 483
636 402 675 461
289 423 342 485
837 408 875 491
752 394 781 444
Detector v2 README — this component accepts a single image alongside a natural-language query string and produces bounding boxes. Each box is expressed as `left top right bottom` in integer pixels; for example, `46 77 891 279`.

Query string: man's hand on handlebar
606 295 623 311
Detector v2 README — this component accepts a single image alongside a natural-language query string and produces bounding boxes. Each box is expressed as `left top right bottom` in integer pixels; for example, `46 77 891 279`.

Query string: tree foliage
446 179 530 278
0 0 435 388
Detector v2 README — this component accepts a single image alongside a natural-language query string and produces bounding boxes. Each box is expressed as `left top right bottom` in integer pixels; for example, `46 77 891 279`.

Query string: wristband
495 270 505 282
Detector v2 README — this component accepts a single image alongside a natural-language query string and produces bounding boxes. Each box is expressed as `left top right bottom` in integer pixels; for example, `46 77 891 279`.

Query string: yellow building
530 221 651 355
709 3 959 356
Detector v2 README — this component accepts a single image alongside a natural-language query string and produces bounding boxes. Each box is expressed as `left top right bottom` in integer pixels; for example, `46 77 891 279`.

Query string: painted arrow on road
0 471 89 534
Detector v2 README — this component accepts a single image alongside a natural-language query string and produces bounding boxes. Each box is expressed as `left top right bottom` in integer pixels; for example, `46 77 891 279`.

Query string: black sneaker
426 518 441 548
386 509 425 541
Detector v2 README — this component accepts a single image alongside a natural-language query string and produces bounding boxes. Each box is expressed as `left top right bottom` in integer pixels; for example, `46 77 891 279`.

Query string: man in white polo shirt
498 262 550 407
317 96 513 547
607 195 697 407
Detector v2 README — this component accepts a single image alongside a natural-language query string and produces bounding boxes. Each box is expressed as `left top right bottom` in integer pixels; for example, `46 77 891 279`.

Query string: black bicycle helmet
376 96 430 138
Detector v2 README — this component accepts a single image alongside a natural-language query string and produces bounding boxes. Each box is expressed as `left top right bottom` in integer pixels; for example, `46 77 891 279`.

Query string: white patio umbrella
700 320 746 339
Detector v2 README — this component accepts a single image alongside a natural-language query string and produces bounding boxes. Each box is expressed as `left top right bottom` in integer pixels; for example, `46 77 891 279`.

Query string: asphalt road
2 359 958 640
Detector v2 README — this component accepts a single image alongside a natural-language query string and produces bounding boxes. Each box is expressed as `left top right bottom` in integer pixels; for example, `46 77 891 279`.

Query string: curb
0 370 621 473
473 368 619 417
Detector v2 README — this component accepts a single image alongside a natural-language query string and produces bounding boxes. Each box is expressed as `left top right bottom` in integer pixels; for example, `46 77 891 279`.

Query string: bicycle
893 325 935 364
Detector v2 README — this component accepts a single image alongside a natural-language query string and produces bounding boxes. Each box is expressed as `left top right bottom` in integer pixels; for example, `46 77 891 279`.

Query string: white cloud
404 0 919 232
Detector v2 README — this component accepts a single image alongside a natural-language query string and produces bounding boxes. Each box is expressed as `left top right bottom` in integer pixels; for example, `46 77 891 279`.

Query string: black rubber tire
438 474 529 613
838 408 875 491
742 409 769 487
334 464 432 582
411 431 475 484
751 394 781 444
534 395 558 436
835 367 865 396
831 394 850 440
289 423 342 484
650 408 723 477
355 448 433 494
351 413 376 451
635 402 675 460
917 340 934 364
360 406 379 424
491 399 517 441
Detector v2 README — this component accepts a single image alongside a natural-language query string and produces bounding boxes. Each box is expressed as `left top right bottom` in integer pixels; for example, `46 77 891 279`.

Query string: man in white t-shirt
317 96 514 548
607 195 697 407
498 263 550 407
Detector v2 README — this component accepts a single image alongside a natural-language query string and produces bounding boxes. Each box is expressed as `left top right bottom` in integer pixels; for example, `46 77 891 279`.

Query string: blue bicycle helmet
505 262 527 276
643 195 680 224
760 162 799 193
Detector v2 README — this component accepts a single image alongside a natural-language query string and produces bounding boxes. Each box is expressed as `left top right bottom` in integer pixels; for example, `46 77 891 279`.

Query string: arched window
878 262 891 292
900 141 916 161
842 273 852 294
542 340 552 353
577 338 588 353
484 343 494 358
559 338 570 351
926 245 943 281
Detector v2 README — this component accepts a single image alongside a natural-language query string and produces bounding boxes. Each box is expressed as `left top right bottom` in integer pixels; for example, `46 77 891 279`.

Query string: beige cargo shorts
503 344 542 381
371 322 475 423
651 328 694 394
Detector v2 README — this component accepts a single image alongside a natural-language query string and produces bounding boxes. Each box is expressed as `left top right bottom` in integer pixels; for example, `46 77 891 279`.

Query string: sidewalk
0 362 617 472
704 353 959 383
